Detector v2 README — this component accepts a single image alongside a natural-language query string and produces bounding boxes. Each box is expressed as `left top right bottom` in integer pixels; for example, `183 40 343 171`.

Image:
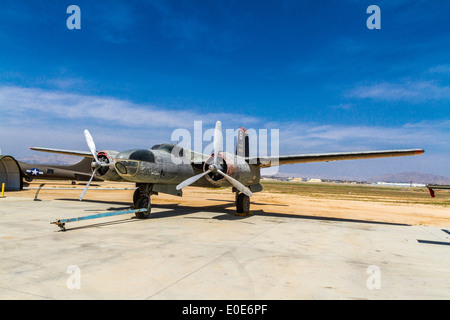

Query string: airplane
31 121 424 218
426 184 450 198
17 157 99 185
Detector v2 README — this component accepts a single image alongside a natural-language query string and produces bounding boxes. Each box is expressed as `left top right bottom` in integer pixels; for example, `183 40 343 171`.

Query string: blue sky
0 0 449 179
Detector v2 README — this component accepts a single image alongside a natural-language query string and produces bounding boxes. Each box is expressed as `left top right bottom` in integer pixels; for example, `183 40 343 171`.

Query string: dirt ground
5 180 450 228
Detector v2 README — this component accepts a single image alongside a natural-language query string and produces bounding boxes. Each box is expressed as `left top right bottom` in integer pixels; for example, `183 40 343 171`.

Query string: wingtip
415 149 425 155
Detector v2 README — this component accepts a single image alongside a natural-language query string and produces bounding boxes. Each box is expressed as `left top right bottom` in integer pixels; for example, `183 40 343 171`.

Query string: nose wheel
133 184 153 219
235 192 251 216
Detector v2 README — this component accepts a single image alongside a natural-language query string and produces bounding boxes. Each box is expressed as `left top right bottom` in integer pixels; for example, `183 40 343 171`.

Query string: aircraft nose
114 149 156 176
115 160 139 176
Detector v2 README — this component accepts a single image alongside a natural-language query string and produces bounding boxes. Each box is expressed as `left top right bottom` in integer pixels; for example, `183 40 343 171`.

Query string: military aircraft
18 157 98 184
31 121 424 218
426 184 450 198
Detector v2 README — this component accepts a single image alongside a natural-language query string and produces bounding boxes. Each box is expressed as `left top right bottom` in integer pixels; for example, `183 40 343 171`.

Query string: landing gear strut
133 183 153 219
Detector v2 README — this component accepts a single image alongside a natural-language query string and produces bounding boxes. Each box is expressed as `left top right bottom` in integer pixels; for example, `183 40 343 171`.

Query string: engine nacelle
203 152 260 187
94 150 127 182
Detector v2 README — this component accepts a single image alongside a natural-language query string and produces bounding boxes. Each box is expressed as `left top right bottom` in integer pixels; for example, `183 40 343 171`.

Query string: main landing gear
133 183 153 219
132 184 253 218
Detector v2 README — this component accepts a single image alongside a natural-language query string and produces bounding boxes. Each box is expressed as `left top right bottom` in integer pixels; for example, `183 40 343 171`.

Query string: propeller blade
217 169 253 197
213 121 222 165
79 167 99 201
176 170 211 190
84 129 99 163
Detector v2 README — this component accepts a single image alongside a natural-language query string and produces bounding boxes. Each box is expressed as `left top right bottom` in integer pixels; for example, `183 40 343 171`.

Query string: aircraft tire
236 193 250 214
135 196 152 219
132 188 140 207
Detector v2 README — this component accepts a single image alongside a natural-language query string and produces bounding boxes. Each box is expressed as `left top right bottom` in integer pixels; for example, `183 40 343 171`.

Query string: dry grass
260 181 450 206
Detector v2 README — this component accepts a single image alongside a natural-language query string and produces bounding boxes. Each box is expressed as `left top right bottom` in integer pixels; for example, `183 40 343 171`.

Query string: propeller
79 129 111 201
176 121 253 197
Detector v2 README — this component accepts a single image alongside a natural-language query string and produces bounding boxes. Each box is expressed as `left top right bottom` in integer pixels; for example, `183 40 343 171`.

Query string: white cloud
428 64 450 75
0 85 259 159
346 80 450 102
266 120 450 180
1 85 449 177
270 121 450 179
0 85 258 129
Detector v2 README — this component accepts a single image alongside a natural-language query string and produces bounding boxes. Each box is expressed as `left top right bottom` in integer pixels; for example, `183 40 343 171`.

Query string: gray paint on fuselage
114 148 260 188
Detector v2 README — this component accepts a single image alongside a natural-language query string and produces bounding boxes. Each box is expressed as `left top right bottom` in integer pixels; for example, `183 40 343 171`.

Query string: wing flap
254 149 424 168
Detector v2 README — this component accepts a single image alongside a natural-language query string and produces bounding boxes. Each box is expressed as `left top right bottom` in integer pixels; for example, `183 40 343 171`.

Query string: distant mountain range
264 171 450 185
366 172 450 185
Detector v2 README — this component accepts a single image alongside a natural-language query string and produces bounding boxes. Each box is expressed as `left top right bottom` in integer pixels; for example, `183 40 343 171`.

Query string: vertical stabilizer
236 127 249 157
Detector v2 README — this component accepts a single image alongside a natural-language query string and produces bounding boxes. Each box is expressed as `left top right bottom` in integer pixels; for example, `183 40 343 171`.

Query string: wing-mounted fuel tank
203 151 260 187
94 150 126 181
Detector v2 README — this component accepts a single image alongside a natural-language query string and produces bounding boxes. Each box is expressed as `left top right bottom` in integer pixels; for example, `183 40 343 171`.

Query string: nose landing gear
235 189 252 216
133 183 153 219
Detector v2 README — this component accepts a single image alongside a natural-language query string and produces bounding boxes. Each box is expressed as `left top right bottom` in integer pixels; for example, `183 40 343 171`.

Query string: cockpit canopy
116 149 155 163
151 143 184 157
151 143 175 153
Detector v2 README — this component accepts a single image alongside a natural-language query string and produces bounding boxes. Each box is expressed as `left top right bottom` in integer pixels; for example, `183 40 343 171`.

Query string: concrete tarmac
1 196 449 300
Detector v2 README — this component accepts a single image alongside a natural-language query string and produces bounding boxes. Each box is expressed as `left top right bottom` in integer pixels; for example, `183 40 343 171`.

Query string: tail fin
236 127 249 157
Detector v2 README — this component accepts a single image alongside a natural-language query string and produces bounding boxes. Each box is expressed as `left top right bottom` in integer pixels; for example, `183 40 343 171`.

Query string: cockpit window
129 150 155 163
115 162 127 174
151 144 175 153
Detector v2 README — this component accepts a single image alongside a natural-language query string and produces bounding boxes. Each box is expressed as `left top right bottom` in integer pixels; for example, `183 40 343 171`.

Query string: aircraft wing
252 149 424 168
427 184 450 190
30 147 94 158
426 184 450 198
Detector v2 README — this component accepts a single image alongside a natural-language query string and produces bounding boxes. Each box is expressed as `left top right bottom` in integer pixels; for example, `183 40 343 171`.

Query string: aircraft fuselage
18 158 98 182
112 149 260 188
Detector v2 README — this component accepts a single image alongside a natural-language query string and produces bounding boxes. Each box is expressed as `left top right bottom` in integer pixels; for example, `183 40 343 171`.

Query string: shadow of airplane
205 198 289 207
54 197 409 232
57 198 132 206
